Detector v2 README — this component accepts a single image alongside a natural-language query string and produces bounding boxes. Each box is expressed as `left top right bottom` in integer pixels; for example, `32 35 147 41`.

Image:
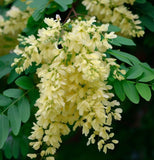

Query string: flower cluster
13 17 125 159
0 6 33 55
82 0 144 37
0 6 33 36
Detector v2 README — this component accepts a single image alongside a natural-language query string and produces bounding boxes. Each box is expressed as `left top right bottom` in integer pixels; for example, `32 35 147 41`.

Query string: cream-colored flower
27 154 37 159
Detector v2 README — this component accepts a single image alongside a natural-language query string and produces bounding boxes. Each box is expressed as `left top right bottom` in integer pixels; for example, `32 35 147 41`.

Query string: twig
63 0 80 24
63 7 74 24
72 7 78 17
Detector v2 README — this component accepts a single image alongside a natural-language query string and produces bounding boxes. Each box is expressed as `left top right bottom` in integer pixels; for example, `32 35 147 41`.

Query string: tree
0 0 154 160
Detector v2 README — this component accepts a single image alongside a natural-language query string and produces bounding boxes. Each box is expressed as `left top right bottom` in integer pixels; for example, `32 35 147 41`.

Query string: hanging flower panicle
13 16 125 159
82 0 144 37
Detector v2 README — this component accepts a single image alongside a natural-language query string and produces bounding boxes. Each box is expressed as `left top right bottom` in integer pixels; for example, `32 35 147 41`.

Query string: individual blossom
13 16 125 159
82 0 144 37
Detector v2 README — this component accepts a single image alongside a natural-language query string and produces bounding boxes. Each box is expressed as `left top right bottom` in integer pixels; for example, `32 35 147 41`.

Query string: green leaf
13 0 27 11
7 105 21 136
54 0 73 11
136 83 151 101
108 50 142 66
18 97 30 123
0 115 9 149
24 16 42 35
117 36 136 46
108 50 132 65
139 70 154 82
32 5 45 21
0 53 17 64
0 53 17 79
108 24 121 32
122 81 140 104
109 36 136 47
15 76 34 90
29 0 48 8
7 68 20 84
3 89 24 98
0 94 12 106
113 80 125 101
29 0 49 21
136 0 146 3
0 61 11 79
140 16 154 32
110 39 121 46
138 63 154 82
136 2 154 19
126 65 143 79
0 5 8 18
3 139 12 159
